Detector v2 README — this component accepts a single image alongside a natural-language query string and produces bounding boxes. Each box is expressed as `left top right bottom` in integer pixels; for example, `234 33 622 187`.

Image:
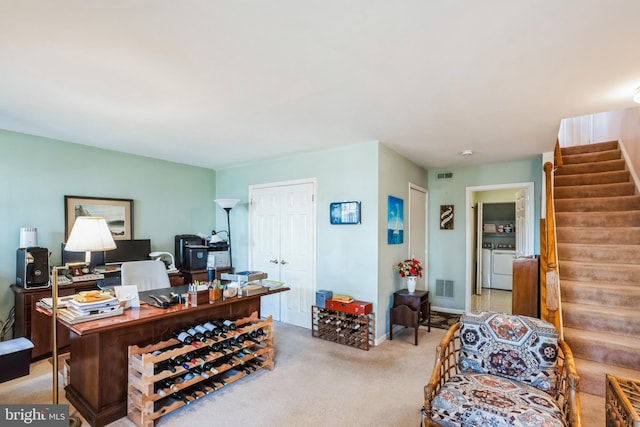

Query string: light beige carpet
0 322 606 426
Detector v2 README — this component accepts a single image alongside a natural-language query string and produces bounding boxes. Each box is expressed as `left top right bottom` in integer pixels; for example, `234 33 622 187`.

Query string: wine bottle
222 319 237 330
170 354 189 370
192 366 209 379
202 321 220 339
155 378 178 394
187 326 206 342
170 391 189 405
228 337 241 348
154 360 176 374
173 329 194 345
194 324 214 339
212 320 229 333
202 361 219 375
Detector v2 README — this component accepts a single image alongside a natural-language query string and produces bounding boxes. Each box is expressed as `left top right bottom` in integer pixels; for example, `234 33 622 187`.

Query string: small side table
606 373 640 427
389 289 430 345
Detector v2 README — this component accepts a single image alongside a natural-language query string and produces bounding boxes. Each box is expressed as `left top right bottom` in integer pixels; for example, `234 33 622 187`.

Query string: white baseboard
431 306 464 315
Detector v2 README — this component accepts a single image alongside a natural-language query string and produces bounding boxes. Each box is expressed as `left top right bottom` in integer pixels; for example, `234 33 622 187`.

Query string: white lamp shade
65 217 117 252
634 87 640 104
215 198 240 209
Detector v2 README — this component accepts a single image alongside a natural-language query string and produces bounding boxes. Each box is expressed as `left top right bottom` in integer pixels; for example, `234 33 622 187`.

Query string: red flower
396 257 424 278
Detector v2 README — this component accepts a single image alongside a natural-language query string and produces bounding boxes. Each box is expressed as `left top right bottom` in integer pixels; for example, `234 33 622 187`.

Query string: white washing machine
492 250 515 290
481 248 492 288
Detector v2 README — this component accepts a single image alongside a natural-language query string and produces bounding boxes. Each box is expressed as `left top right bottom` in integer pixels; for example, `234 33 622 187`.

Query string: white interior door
515 189 527 256
408 184 427 291
250 180 315 328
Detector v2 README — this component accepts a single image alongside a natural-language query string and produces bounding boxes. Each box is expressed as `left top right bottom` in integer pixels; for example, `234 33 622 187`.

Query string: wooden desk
57 287 289 427
11 271 183 360
389 289 430 345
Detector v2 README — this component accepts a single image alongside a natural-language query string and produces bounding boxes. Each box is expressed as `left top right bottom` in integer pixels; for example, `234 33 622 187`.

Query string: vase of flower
396 256 424 294
406 276 417 293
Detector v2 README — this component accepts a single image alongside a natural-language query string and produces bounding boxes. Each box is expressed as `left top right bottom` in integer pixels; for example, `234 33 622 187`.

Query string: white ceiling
1 1 639 170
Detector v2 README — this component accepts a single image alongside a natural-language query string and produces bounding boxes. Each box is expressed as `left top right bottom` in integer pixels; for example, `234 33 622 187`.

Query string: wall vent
435 279 454 298
437 172 453 180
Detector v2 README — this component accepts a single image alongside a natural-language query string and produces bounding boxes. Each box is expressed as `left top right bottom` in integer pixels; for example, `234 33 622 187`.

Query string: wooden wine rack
127 311 273 427
311 305 374 351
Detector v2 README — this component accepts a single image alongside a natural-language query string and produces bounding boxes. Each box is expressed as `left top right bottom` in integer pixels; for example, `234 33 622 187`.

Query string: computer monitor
103 239 152 265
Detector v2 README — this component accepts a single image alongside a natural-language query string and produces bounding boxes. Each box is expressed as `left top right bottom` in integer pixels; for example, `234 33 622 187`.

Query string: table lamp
214 199 239 270
52 216 116 408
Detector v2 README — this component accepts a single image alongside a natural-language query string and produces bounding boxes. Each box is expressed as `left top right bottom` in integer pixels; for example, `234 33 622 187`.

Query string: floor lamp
214 199 239 270
52 217 116 415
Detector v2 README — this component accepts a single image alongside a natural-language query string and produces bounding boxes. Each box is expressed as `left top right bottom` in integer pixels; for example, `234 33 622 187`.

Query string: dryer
492 250 515 290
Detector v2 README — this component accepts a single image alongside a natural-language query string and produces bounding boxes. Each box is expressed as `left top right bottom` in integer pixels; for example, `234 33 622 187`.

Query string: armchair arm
557 338 582 427
423 322 460 425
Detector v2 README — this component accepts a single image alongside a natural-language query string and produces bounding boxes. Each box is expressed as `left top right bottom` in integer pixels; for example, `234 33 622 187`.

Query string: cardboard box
326 299 372 315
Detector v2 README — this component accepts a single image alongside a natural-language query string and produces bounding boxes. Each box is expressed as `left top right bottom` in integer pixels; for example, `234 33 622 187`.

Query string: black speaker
16 247 50 289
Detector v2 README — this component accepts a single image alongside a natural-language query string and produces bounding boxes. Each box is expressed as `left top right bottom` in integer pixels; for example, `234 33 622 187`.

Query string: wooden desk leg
414 320 418 346
389 318 393 341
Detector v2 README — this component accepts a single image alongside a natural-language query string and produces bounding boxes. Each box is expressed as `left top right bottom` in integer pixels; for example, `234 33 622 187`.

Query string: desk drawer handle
269 259 279 264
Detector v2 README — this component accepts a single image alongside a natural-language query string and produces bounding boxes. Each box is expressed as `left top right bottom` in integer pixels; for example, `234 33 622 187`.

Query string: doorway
408 183 428 291
465 182 534 312
248 179 316 328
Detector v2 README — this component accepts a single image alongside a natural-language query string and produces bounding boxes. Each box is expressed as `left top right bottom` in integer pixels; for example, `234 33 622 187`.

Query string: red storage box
326 299 372 315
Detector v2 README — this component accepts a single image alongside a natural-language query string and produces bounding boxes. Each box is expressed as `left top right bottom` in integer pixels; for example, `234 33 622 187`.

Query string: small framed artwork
330 201 361 224
440 204 454 230
65 195 134 240
387 196 404 244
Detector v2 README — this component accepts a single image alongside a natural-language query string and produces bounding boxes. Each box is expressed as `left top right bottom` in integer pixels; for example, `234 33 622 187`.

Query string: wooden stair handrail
543 160 563 338
554 138 563 167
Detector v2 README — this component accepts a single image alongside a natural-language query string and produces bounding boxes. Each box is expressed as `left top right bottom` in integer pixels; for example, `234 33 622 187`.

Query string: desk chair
120 260 170 291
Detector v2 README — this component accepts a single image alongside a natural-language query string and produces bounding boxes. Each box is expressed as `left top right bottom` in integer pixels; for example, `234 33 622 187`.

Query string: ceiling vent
437 172 453 180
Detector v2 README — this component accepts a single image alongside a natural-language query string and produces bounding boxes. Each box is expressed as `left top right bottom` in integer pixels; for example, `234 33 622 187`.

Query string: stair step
561 280 640 308
562 302 640 336
554 182 636 199
559 260 640 284
560 140 619 155
556 211 640 227
573 357 640 396
555 159 626 175
554 169 631 187
561 149 622 165
556 227 640 244
558 243 640 264
555 195 640 212
564 327 640 370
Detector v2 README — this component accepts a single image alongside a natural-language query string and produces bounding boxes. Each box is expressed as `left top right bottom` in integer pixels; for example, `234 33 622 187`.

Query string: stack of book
37 292 124 324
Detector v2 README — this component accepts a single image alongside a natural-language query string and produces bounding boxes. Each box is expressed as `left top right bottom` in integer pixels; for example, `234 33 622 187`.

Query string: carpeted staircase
554 140 640 396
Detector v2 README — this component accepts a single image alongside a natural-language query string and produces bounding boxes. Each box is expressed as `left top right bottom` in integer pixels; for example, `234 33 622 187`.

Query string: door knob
269 259 279 264
280 260 288 265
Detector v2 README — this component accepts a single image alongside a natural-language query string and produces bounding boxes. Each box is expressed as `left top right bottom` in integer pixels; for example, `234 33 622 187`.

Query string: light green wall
214 142 380 322
215 141 428 339
428 157 542 311
0 129 216 328
378 144 428 338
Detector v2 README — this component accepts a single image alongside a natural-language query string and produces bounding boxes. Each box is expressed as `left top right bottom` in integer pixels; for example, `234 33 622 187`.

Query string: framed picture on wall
440 204 454 230
65 195 134 240
387 196 404 244
330 201 361 224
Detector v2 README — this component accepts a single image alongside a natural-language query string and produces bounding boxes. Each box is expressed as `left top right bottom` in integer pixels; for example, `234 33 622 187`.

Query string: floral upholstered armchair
423 311 581 427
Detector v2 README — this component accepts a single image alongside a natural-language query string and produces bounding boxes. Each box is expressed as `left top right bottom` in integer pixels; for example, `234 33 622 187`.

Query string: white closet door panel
279 183 314 328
